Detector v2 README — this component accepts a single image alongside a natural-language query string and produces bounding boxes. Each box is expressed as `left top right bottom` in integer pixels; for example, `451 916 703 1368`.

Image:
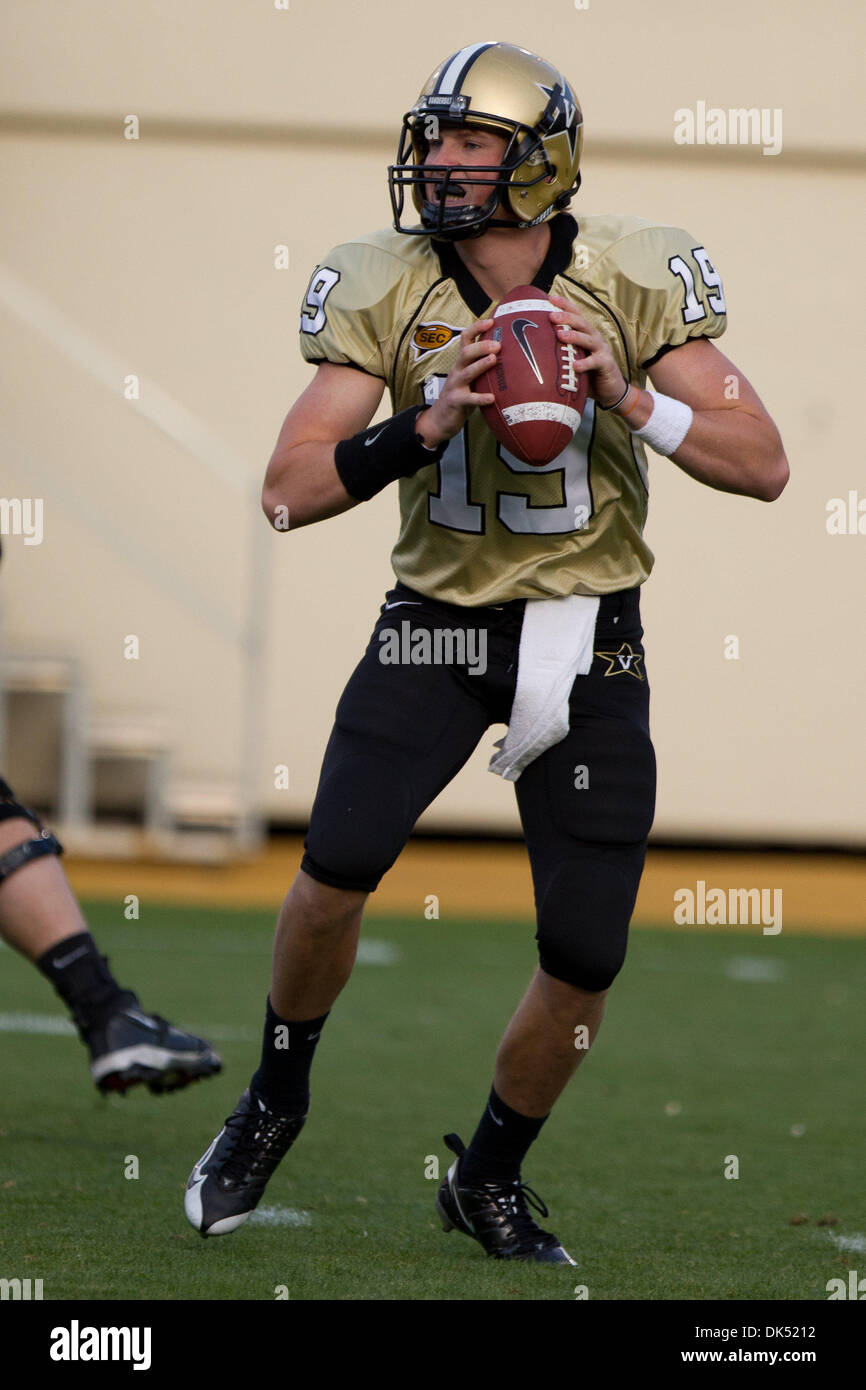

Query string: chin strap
426 192 568 241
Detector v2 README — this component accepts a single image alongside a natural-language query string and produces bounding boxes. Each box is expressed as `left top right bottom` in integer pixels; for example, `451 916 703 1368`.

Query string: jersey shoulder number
667 245 726 326
300 266 341 336
298 232 429 378
578 217 727 370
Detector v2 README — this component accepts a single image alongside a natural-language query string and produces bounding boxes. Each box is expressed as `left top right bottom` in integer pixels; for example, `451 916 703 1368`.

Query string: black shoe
185 1087 306 1237
435 1132 577 1265
86 999 222 1095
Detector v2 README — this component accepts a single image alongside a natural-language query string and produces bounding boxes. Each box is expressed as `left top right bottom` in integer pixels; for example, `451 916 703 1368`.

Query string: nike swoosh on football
364 427 388 447
511 317 544 386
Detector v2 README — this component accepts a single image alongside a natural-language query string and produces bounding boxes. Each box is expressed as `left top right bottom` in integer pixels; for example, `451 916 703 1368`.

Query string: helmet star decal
536 83 582 163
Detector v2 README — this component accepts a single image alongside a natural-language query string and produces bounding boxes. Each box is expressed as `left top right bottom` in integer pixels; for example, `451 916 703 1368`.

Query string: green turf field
1 902 863 1301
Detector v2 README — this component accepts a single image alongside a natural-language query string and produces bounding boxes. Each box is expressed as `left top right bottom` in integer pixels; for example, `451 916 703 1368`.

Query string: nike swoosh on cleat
186 1130 222 1189
449 1165 476 1234
184 1175 206 1228
121 1010 160 1030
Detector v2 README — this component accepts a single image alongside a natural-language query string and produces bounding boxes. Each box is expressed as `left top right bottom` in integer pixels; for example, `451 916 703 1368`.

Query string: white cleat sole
91 1043 213 1083
184 1180 253 1237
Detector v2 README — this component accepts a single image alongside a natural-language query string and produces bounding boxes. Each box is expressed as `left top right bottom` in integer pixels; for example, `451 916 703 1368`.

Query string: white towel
488 594 601 782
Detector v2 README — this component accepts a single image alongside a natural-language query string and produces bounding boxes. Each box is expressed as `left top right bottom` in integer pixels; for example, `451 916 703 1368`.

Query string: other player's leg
0 779 221 1093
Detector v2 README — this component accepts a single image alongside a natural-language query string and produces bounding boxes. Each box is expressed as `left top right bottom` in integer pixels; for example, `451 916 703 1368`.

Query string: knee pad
0 779 63 885
535 843 645 992
303 753 414 893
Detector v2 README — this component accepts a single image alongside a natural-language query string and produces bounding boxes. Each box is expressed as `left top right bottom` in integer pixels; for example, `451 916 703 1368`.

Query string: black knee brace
0 777 63 885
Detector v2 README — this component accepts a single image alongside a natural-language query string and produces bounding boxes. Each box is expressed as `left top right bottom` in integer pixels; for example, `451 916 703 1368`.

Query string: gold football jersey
299 213 726 606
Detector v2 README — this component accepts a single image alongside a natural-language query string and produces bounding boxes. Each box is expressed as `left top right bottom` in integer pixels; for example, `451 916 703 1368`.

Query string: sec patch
411 322 463 362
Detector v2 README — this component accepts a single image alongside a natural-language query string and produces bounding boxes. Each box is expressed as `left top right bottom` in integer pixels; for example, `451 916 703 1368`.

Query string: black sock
459 1086 549 1186
250 996 328 1116
37 932 132 1036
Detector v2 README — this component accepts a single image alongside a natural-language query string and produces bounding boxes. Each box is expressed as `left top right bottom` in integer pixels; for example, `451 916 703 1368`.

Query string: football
478 284 588 466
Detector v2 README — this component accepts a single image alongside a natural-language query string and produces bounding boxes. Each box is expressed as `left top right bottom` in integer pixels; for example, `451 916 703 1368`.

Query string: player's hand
548 295 628 409
415 318 500 447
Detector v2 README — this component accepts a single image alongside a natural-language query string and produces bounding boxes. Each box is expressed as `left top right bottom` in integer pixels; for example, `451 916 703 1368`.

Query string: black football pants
301 582 656 991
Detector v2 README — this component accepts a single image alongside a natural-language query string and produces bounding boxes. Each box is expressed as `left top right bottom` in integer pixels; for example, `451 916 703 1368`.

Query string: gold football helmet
389 41 583 240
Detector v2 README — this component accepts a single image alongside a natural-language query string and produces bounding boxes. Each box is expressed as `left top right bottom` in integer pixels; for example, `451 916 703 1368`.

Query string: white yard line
0 1013 251 1043
249 1206 312 1228
830 1233 866 1253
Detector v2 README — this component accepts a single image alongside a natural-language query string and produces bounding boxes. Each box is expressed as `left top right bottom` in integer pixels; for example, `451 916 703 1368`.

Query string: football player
0 772 221 1093
186 42 787 1258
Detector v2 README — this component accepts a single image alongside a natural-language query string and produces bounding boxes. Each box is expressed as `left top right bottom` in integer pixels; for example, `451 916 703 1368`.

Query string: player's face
422 126 509 211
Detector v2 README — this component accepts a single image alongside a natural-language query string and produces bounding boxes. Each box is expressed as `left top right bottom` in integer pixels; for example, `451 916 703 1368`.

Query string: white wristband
631 389 693 456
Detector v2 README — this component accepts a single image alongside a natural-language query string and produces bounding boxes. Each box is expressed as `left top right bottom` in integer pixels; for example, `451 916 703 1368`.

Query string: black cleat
435 1132 577 1265
185 1087 306 1237
86 1001 222 1095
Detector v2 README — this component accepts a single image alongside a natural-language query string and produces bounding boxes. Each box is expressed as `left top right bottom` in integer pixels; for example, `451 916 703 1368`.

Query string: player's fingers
572 355 614 378
464 317 495 344
460 352 498 382
555 321 596 345
460 338 499 364
550 297 591 333
550 302 590 326
561 330 610 363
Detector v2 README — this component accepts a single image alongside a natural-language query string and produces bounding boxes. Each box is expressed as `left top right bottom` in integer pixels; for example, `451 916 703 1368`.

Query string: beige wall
1 2 863 842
